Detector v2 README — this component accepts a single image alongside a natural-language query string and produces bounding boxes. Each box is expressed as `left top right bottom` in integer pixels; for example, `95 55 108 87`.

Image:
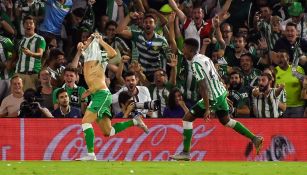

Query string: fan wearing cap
281 2 307 39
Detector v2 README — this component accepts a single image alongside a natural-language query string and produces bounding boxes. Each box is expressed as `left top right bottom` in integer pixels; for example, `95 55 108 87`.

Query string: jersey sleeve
38 36 46 51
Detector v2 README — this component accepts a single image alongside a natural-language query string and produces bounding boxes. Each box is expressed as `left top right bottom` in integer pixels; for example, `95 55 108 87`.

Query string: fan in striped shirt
15 15 46 90
116 12 171 82
252 72 286 118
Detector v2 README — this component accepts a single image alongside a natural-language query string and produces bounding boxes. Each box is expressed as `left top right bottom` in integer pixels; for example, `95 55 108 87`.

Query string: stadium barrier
1 118 306 161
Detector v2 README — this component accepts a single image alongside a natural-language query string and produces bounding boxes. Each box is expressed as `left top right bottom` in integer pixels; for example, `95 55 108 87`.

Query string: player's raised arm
96 33 117 59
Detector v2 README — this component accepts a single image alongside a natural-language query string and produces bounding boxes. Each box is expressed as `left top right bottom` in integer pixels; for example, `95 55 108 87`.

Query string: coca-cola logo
43 124 216 161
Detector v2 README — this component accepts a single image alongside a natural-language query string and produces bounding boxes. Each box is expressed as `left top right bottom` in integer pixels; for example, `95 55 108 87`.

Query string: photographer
116 90 160 118
18 88 53 118
112 71 152 117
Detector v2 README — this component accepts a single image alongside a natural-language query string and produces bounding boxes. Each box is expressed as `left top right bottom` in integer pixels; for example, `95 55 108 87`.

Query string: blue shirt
52 106 82 118
39 0 72 36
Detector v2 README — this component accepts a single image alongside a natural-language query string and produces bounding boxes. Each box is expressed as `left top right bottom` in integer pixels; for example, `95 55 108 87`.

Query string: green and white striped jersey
253 88 286 118
15 33 46 73
0 35 14 80
177 52 200 103
192 54 226 100
131 31 171 75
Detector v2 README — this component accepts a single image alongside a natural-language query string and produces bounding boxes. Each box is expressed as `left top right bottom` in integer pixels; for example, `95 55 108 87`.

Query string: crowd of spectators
0 0 307 118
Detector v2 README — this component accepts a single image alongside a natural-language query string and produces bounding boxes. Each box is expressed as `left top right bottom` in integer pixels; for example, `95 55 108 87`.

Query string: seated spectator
252 72 285 118
0 75 24 117
163 87 189 118
52 67 88 114
52 88 82 118
36 68 54 112
19 88 53 118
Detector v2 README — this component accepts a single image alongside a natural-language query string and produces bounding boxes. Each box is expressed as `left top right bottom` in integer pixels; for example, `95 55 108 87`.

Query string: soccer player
170 38 263 161
75 33 148 161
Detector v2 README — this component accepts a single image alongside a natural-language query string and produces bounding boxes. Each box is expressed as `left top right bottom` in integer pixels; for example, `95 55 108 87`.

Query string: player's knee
102 127 115 137
216 110 230 125
224 119 237 128
183 112 195 122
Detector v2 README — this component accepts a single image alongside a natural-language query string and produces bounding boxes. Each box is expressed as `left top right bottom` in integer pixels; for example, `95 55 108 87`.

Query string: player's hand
203 110 211 122
81 90 91 100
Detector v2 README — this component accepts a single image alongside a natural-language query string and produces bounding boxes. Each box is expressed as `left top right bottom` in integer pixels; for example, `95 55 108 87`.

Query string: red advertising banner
0 119 306 161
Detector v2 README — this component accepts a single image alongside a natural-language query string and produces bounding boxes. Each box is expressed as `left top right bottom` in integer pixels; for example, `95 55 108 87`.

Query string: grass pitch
0 161 306 175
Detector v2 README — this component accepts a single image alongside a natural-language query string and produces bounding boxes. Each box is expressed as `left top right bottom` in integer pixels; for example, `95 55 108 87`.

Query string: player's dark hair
184 38 199 53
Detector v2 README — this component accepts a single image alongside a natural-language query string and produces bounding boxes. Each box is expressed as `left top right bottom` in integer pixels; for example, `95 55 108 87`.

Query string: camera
19 88 44 118
134 100 160 111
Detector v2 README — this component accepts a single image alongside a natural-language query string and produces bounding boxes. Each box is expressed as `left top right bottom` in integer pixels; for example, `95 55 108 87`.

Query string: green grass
0 161 306 175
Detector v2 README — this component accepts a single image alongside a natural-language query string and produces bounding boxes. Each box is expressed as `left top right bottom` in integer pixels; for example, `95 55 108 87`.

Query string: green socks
112 120 134 134
82 123 95 153
183 129 193 152
183 121 193 153
232 120 255 140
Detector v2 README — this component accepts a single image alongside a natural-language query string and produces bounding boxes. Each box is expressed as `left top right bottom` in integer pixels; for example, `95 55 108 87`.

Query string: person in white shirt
112 71 151 117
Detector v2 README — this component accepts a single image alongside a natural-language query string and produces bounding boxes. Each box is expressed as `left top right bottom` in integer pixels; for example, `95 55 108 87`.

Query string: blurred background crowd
0 0 307 118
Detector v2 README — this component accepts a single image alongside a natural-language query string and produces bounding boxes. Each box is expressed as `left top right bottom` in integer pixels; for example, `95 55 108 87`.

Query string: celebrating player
170 38 263 161
74 33 148 161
